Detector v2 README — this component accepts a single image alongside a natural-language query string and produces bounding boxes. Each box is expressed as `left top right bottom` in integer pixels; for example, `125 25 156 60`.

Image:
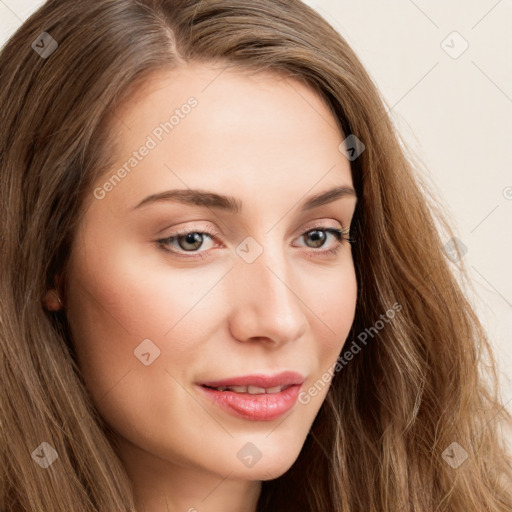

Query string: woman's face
63 63 358 483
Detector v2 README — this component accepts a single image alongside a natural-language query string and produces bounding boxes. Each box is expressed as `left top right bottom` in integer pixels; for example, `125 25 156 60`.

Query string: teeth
247 385 266 394
211 384 288 394
229 386 247 393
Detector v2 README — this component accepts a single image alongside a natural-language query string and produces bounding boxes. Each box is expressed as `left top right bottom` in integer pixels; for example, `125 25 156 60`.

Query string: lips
197 371 305 421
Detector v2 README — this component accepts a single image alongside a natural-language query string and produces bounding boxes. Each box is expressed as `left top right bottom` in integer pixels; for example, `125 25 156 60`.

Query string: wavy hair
1 0 511 510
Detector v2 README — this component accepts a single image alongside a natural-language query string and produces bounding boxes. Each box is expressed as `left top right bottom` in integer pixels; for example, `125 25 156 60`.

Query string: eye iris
307 229 326 248
179 232 204 251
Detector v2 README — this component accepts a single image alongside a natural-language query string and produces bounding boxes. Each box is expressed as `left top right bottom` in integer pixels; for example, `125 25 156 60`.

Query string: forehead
88 62 353 213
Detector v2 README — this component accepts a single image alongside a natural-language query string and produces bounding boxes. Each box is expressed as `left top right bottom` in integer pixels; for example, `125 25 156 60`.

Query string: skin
46 63 358 512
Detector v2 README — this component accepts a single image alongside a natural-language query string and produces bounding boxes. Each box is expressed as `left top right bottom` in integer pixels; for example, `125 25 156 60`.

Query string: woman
1 0 511 511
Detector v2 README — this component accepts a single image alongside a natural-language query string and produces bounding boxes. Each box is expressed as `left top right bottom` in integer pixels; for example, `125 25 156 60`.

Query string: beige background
1 0 511 418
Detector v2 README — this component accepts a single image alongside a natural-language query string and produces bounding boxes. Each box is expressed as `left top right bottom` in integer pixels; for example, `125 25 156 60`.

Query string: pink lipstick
197 371 304 421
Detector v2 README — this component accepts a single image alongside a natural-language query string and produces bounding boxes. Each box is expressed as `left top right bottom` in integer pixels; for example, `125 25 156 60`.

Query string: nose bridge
227 238 308 345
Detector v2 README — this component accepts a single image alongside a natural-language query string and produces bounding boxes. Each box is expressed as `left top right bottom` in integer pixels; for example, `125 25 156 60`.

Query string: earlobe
44 288 63 311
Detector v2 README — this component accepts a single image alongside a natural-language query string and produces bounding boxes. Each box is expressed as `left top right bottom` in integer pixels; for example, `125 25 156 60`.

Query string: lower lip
198 384 302 421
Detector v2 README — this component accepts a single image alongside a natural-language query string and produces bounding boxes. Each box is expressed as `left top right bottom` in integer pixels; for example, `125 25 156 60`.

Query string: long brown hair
1 1 511 510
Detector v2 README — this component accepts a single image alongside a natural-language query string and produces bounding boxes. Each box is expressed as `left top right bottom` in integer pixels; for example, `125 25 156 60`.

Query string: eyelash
156 223 355 261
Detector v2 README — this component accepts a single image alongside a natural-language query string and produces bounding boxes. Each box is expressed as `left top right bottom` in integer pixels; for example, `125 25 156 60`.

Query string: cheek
63 235 207 400
310 261 358 362
63 245 220 455
298 260 357 406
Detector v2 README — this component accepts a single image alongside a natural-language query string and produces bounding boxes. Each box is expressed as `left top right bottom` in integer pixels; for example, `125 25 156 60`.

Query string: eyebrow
133 185 356 213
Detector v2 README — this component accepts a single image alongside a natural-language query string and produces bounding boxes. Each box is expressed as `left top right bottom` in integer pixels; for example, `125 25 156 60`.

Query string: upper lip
199 371 305 389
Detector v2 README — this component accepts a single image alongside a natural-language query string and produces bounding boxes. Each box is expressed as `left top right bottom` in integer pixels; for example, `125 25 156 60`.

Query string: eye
297 227 344 249
293 224 353 258
169 231 212 252
156 222 353 260
157 225 219 259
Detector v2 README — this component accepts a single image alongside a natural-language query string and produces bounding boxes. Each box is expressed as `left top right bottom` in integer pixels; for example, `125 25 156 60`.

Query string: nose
226 244 308 347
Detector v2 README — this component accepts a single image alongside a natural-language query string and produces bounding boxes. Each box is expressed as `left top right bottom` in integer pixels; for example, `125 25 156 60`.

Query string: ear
43 272 64 311
44 288 62 311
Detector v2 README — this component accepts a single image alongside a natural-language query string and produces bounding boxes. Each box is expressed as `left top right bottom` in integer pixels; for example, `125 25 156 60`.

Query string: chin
220 434 306 481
